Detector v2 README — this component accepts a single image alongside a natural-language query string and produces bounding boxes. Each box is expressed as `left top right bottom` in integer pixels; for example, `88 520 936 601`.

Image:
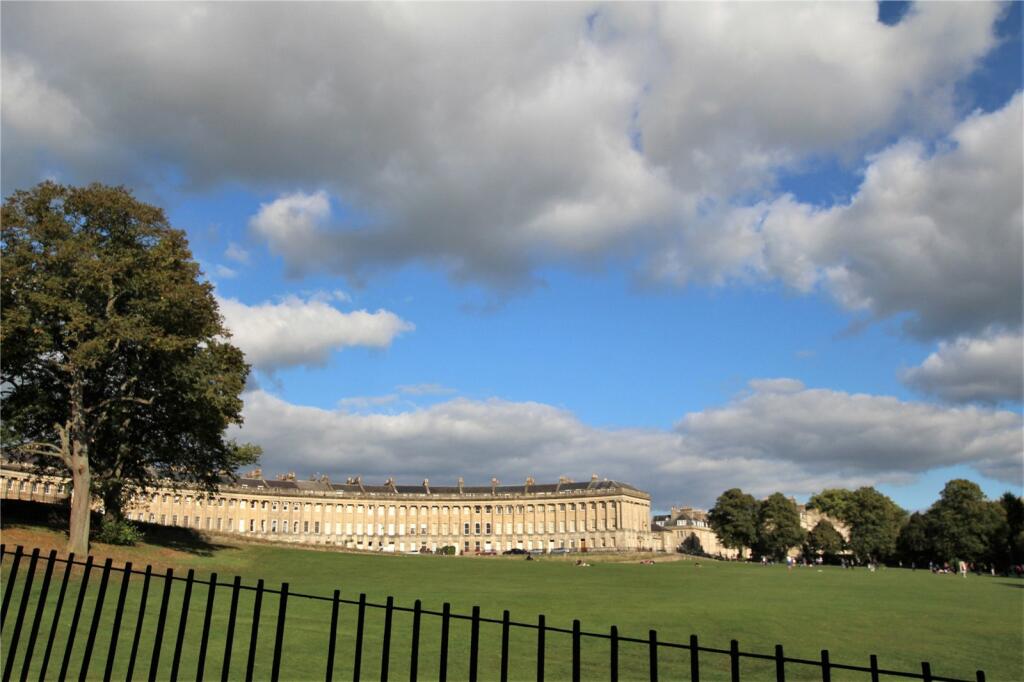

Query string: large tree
844 487 905 563
805 519 845 563
708 488 759 558
755 492 805 560
927 479 1004 565
2 182 258 553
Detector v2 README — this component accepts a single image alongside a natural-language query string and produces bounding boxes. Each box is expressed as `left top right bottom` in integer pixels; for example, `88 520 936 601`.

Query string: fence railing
0 544 987 682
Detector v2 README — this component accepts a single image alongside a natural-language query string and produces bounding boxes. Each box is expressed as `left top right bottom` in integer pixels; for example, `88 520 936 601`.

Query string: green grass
1 517 1022 681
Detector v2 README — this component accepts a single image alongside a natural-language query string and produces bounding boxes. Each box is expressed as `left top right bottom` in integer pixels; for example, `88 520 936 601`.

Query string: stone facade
0 465 652 554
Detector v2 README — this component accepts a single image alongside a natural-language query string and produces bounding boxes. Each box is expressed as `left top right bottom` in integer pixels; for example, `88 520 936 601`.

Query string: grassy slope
1 519 1022 681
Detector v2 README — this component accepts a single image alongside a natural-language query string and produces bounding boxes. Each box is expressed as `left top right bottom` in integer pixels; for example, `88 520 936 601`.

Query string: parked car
503 548 527 555
549 547 569 555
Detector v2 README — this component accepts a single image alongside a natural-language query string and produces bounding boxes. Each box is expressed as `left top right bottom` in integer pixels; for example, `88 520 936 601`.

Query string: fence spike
196 572 218 682
169 568 195 682
20 550 57 682
572 620 581 682
820 649 831 682
921 661 932 682
103 561 133 682
38 551 74 682
1 545 25 623
59 555 94 681
222 576 242 682
325 589 340 682
610 626 619 682
536 614 546 682
124 565 152 682
245 578 265 682
649 630 659 682
469 605 480 682
381 596 394 682
147 567 174 682
439 602 450 682
3 547 40 682
869 654 879 682
353 593 366 682
689 634 700 682
500 610 510 682
730 639 740 682
774 644 785 682
78 556 113 681
271 583 289 682
411 600 422 682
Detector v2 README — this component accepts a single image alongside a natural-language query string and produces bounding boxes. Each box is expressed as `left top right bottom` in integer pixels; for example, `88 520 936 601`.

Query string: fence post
411 600 422 682
353 593 366 682
222 576 242 681
59 555 95 681
79 556 114 681
0 545 24 623
729 640 740 682
921 662 932 682
381 596 394 682
869 654 879 682
271 583 289 682
170 568 196 682
147 567 175 682
820 649 831 682
469 605 480 682
649 630 659 682
39 551 75 682
20 549 57 682
976 671 986 682
102 560 133 682
325 590 340 682
196 572 218 682
689 634 700 682
572 620 581 682
439 602 450 682
3 547 39 682
245 579 265 682
610 626 619 682
536 614 545 682
499 610 510 682
125 565 152 682
774 644 785 682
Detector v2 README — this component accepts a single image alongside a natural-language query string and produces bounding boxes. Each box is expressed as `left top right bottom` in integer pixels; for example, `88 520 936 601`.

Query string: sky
2 1 1022 512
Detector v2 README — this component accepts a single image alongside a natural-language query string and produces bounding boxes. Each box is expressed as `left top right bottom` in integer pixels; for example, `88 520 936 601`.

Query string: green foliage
1 182 260 547
927 479 1005 564
93 516 144 545
844 487 905 562
997 492 1024 565
708 488 759 555
439 545 457 555
807 488 854 521
755 492 805 560
896 512 932 565
678 532 704 555
805 519 845 561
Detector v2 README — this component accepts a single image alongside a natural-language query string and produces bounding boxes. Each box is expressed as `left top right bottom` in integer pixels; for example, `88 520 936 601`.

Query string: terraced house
0 464 653 554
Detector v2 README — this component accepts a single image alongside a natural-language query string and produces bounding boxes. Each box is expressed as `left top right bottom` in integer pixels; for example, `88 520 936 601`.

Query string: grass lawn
1 510 1022 681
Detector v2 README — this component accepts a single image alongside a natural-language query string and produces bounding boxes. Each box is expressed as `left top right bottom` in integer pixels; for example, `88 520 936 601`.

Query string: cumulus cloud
902 329 1024 404
1 2 1005 297
236 380 1023 508
654 93 1024 339
224 242 251 265
219 296 413 371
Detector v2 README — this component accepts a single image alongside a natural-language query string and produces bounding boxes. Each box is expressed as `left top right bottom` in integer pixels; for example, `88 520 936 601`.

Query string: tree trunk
67 459 91 555
101 481 125 521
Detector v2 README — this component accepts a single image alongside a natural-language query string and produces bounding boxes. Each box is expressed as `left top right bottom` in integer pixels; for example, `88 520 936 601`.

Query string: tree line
708 481 1024 569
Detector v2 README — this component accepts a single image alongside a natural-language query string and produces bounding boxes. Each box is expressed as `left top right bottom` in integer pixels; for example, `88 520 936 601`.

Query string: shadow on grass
0 498 235 557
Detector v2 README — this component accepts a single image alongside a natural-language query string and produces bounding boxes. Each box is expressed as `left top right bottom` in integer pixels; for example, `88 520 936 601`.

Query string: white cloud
236 380 1023 508
218 295 414 371
398 383 456 396
654 93 1024 339
902 329 1024 404
224 242 251 265
1 2 1005 297
213 264 238 279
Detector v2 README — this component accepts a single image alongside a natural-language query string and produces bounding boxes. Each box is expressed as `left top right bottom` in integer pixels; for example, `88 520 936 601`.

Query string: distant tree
1 182 260 553
897 512 933 565
997 492 1024 566
755 493 805 560
805 519 845 562
807 488 854 521
708 488 759 559
844 487 905 563
928 479 1004 564
679 532 704 556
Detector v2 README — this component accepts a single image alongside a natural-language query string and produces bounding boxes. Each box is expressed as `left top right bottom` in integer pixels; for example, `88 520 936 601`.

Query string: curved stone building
0 464 653 554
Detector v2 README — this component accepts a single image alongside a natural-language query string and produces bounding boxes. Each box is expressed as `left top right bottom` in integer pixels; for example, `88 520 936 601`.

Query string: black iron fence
0 544 987 682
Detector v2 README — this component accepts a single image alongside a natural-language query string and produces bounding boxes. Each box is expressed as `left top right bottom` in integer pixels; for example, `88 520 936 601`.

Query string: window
249 519 255 532
485 523 492 534
304 521 309 533
160 514 166 524
194 516 200 527
260 520 266 532
172 515 178 525
283 521 289 533
474 523 481 535
484 505 492 513
474 506 481 513
149 513 155 523
262 501 268 510
217 518 222 530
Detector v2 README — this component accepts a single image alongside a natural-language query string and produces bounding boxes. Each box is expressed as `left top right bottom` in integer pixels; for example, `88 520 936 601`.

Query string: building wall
0 466 652 554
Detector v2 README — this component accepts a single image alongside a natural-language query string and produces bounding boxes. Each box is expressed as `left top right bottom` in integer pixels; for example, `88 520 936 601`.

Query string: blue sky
3 2 1021 511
